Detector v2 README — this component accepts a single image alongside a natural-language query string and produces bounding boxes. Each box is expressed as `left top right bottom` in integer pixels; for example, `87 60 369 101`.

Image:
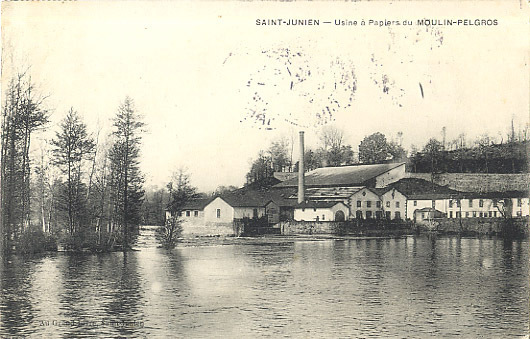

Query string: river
1 227 528 338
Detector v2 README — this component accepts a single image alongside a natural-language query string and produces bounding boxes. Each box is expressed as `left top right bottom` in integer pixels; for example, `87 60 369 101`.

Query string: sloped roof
408 173 529 193
274 163 405 188
296 201 347 209
218 187 297 208
415 207 445 218
177 198 214 211
459 190 528 199
389 178 462 200
219 191 271 208
288 186 363 200
348 186 387 198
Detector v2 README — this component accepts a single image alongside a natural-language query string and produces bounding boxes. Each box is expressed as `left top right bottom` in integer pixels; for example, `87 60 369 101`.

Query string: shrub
156 217 183 249
16 228 58 255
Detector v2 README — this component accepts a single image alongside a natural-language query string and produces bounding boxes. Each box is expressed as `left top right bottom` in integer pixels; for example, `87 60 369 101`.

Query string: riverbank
278 218 529 239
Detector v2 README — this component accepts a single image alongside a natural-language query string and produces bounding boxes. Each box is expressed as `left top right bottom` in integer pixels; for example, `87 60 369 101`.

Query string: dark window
375 211 382 219
386 201 390 208
493 200 497 207
216 209 221 218
479 199 484 207
449 211 453 218
469 199 473 207
367 201 372 208
421 212 425 219
493 211 497 217
356 211 363 219
414 201 417 206
473 211 477 217
517 199 522 207
322 215 325 220
194 211 199 217
395 211 401 220
488 211 492 217
186 211 191 217
376 201 381 208
465 212 469 217
366 211 372 218
396 202 400 208
357 200 361 208
253 208 258 218
449 200 453 208
178 211 182 217
386 211 391 219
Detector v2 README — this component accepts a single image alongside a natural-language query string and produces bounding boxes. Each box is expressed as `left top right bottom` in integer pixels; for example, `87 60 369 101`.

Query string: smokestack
298 131 305 204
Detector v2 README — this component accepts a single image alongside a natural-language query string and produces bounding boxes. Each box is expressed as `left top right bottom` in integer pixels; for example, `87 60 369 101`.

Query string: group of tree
409 132 529 174
1 72 145 254
245 127 406 187
245 123 528 190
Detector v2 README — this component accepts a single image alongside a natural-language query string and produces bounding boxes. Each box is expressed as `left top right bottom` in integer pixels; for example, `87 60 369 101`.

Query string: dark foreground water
1 228 528 338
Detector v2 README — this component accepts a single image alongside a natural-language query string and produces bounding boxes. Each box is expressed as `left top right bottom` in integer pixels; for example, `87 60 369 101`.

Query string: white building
349 187 384 219
294 201 350 222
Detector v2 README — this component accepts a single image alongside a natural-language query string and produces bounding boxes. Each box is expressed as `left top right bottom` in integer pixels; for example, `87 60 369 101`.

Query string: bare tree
1 72 48 253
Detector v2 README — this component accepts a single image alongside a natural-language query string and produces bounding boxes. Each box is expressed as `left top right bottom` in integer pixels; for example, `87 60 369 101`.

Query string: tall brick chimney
298 131 305 204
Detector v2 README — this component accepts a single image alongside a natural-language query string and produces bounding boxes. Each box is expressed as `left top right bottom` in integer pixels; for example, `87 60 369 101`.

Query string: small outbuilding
414 207 445 224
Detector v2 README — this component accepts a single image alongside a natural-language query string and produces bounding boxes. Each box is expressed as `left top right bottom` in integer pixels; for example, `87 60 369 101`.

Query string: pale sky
2 1 529 192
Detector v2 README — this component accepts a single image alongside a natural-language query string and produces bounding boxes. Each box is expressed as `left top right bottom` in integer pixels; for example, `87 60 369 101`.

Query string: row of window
356 201 400 208
178 210 200 217
449 211 499 218
181 208 259 219
448 199 524 208
449 199 489 208
355 210 401 219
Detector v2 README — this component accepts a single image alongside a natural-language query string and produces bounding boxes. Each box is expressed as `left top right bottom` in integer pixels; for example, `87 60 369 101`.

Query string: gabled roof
180 198 213 210
217 187 297 208
217 191 271 208
415 207 445 218
274 163 405 188
349 186 386 197
388 178 462 200
295 201 347 209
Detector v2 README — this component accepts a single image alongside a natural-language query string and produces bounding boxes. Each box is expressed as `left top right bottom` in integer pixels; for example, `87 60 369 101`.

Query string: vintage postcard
1 1 529 338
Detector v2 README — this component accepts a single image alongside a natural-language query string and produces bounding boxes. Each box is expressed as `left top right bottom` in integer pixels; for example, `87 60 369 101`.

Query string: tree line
245 124 528 187
245 127 406 187
1 72 145 254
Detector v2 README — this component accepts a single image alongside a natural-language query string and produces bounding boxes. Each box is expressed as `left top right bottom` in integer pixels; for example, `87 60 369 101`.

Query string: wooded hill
408 140 529 174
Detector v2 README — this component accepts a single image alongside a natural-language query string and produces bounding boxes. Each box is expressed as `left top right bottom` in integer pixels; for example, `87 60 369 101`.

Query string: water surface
1 228 528 338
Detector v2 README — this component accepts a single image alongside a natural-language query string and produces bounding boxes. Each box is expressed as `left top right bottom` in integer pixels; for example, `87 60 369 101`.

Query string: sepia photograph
1 1 529 337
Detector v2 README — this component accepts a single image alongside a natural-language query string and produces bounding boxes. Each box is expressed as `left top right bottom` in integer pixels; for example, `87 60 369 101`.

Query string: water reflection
1 232 528 338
